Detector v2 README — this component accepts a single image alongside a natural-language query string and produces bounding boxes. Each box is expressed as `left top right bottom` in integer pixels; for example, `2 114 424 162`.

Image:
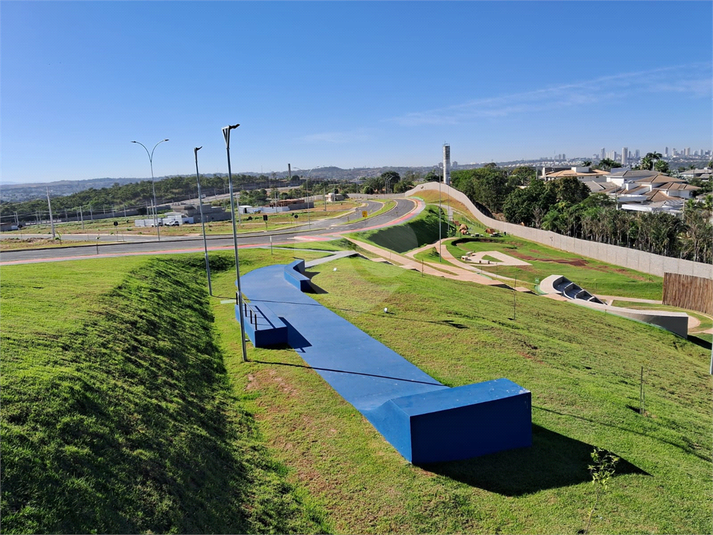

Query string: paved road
1 197 422 265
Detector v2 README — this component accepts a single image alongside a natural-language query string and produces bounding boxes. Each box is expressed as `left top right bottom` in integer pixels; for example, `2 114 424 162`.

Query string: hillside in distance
0 177 145 203
0 163 486 203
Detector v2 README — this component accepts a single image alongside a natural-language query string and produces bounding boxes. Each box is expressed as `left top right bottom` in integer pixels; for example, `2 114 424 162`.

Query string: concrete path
346 238 508 287
459 250 531 267
304 250 360 268
242 265 447 414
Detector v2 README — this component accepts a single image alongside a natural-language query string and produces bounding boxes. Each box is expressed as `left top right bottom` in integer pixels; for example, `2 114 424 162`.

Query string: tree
424 169 441 182
595 158 620 171
503 178 556 226
654 159 670 174
380 171 401 193
452 166 512 214
362 176 385 194
640 152 663 171
507 166 536 188
547 176 590 205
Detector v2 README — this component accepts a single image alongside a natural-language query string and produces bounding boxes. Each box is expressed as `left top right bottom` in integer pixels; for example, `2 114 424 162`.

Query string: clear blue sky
1 1 711 184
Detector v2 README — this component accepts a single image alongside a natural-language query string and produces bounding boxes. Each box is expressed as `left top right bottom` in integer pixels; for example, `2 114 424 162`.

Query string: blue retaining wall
284 259 313 292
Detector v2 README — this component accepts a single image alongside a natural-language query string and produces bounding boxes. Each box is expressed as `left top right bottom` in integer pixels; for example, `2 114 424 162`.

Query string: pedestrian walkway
346 237 509 287
240 260 531 464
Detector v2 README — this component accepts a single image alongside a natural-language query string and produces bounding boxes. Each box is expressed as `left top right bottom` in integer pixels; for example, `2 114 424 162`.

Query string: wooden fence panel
663 273 713 315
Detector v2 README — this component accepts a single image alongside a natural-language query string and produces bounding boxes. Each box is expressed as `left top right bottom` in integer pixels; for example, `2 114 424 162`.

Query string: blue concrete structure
239 260 531 463
237 300 288 347
284 259 313 292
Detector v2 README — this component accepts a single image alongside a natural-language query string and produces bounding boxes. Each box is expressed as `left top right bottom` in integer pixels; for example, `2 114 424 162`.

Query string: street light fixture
223 123 248 363
131 138 169 241
194 146 212 296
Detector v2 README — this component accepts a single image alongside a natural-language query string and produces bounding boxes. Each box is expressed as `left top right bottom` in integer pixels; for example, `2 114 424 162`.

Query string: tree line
0 173 301 221
451 165 712 264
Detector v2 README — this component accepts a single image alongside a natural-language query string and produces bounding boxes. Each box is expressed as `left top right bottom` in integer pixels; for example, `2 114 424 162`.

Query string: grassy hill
2 244 710 534
212 252 711 534
0 253 328 534
353 205 452 253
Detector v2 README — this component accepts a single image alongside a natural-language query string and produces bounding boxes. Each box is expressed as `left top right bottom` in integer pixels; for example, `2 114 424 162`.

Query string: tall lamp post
132 138 169 241
223 123 248 363
194 146 212 296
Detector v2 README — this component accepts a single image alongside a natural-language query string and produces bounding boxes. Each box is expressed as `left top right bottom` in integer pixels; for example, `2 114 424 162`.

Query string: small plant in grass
581 447 619 534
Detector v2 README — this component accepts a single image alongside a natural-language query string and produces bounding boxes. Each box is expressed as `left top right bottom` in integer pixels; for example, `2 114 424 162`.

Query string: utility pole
79 206 84 230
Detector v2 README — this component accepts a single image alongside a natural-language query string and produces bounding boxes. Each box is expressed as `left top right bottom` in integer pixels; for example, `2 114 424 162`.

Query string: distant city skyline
1 1 711 185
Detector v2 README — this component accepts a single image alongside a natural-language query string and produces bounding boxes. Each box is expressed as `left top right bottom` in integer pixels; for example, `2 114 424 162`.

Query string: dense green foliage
360 171 415 194
0 173 299 221
1 256 327 534
353 206 452 253
451 163 712 264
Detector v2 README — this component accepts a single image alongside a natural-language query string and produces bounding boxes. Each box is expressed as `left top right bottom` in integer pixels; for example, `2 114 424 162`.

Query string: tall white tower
443 143 451 185
622 147 628 166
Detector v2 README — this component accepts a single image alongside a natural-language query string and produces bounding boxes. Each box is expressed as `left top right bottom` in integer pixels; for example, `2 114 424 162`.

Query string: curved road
1 197 423 265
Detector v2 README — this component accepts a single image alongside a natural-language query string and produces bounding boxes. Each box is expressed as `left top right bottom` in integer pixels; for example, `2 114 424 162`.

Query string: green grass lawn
447 236 664 301
352 205 452 253
412 246 457 270
0 253 329 534
3 248 710 534
214 254 711 534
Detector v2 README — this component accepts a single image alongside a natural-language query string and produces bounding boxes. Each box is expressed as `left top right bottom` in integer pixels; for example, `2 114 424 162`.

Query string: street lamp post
194 146 213 296
438 172 443 262
131 139 169 241
223 123 248 363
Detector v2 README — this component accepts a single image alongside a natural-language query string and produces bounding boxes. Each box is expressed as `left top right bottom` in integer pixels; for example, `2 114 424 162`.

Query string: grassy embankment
447 237 663 301
352 205 452 254
214 253 712 534
4 242 710 533
1 253 329 534
350 200 663 301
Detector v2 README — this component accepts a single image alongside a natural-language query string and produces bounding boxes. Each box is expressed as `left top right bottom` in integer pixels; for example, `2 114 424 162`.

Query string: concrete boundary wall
407 183 713 280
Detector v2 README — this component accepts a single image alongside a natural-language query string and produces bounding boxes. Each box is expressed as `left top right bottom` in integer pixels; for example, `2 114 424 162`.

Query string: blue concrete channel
238 259 531 464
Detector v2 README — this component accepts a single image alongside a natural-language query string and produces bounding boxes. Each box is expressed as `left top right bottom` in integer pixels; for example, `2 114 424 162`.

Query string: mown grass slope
353 206 452 253
215 254 712 534
448 236 664 300
1 255 328 534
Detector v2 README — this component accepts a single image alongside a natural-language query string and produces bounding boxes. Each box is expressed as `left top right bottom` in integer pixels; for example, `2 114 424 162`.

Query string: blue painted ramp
240 260 531 463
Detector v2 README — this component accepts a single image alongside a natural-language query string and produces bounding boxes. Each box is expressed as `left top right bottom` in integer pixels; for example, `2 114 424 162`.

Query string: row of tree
0 173 303 221
452 165 712 264
361 171 417 194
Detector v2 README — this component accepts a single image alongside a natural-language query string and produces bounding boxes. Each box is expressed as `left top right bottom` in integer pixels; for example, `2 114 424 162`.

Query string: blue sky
1 1 711 184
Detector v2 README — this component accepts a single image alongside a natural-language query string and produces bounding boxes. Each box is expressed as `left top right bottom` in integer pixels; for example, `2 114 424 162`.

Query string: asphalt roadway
0 197 422 265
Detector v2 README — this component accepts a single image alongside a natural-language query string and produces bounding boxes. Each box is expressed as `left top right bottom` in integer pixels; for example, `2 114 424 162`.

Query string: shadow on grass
251 358 444 387
687 335 712 350
249 297 471 329
419 424 649 496
303 270 329 294
536 405 712 462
